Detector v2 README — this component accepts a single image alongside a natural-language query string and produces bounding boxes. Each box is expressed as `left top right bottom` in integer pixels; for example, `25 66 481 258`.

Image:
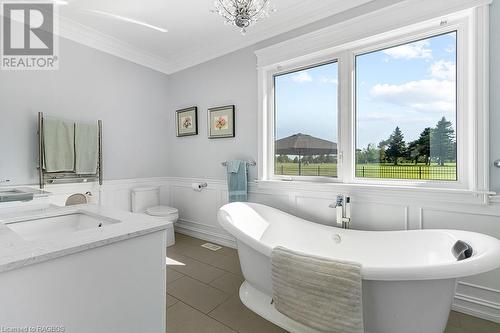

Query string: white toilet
131 186 177 247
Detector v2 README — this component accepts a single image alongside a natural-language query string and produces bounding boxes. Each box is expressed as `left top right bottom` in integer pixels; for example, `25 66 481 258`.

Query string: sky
274 32 457 150
275 61 338 143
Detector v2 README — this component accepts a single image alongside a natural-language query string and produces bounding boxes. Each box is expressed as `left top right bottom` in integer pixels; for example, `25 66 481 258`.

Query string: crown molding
165 0 373 74
57 15 173 75
53 0 374 75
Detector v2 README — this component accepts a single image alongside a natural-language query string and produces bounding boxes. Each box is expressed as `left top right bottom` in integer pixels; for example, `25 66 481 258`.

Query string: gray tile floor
167 233 500 333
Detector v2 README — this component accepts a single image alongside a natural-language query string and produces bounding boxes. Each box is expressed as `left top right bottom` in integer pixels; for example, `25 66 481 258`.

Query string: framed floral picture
208 105 235 139
176 107 198 137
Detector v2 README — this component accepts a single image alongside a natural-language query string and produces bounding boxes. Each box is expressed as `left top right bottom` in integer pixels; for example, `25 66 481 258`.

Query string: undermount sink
5 212 121 241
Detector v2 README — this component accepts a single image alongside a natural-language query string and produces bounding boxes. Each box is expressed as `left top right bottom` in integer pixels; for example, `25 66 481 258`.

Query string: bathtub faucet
329 194 351 229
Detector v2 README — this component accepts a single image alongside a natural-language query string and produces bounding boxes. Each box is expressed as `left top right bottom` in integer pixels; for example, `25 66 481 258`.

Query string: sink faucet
329 194 351 229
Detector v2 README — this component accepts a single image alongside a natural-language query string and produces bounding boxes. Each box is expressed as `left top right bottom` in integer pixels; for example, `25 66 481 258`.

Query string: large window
355 32 457 181
261 8 487 191
274 61 338 178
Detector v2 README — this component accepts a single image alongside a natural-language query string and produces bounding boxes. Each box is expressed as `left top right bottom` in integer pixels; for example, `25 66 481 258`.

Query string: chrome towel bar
221 160 256 167
38 112 103 189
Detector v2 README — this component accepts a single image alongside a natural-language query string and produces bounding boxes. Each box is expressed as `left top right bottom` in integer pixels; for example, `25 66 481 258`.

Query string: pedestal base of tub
239 279 456 333
240 281 321 333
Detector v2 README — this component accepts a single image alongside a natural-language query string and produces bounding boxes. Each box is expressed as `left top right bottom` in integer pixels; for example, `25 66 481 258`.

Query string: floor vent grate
201 243 222 251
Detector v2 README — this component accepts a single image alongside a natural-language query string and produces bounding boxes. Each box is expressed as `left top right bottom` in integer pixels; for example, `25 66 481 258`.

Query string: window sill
253 179 495 204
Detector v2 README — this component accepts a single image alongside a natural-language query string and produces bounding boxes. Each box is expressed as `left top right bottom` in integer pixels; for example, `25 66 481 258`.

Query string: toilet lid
146 205 178 217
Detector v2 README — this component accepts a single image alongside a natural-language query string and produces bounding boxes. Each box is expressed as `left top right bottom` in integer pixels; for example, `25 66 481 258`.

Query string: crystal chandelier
212 0 275 35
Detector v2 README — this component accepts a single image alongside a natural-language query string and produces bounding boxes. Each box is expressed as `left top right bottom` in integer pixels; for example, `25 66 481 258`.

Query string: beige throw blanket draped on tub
271 246 364 333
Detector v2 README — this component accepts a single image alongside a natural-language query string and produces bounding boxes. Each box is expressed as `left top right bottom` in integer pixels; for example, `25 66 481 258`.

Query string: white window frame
349 26 465 188
257 3 489 194
269 58 342 183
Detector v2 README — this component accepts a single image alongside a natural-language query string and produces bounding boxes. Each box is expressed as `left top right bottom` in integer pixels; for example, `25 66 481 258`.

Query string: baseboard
453 296 500 323
452 282 500 323
174 219 237 249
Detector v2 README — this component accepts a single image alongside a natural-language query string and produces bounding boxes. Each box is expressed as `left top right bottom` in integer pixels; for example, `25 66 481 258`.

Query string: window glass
274 62 338 177
355 32 457 180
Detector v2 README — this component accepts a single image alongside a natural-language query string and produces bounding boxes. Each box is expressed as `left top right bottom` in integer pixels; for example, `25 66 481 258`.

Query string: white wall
168 48 258 180
0 37 171 186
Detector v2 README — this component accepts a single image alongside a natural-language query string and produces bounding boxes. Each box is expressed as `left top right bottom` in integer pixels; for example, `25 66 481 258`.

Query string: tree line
357 117 456 166
275 154 336 164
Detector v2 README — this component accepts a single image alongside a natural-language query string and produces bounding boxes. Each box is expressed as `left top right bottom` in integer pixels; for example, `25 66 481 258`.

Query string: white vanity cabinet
0 204 169 333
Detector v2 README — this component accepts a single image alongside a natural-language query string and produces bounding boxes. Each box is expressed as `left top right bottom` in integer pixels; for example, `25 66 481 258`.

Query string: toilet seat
146 205 178 218
131 187 177 246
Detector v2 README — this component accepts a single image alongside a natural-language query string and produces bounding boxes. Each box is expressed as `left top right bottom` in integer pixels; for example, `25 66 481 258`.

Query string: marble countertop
0 204 171 273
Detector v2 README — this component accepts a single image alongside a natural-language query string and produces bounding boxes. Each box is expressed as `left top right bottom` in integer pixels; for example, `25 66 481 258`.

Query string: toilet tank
131 187 160 213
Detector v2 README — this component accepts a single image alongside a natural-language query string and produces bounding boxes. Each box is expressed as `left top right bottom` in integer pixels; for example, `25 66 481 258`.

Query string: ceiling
56 0 377 74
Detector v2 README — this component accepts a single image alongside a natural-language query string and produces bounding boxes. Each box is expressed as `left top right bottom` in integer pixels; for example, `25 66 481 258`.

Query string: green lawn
274 163 457 180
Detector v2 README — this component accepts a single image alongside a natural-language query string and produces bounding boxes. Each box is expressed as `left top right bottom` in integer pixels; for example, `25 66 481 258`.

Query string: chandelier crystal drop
212 0 275 35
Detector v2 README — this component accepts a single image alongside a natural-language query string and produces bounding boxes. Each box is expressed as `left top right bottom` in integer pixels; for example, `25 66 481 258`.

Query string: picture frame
208 105 235 139
176 107 198 137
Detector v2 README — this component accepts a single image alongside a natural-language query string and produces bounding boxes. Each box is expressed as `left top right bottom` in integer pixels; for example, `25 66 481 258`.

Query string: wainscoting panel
105 188 132 211
34 178 171 210
454 281 500 321
420 208 500 239
170 185 219 228
456 282 500 306
42 182 100 206
294 195 337 225
454 287 500 323
351 202 409 231
247 191 293 214
169 179 235 246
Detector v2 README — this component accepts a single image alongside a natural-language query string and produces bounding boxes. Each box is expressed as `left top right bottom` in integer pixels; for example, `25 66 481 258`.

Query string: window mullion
338 51 354 183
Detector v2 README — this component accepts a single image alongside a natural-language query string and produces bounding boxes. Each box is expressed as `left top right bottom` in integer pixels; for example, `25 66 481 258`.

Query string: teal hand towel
75 122 99 174
226 160 248 203
43 117 75 172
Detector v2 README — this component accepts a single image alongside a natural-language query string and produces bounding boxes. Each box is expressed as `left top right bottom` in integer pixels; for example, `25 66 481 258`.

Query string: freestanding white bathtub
218 202 500 333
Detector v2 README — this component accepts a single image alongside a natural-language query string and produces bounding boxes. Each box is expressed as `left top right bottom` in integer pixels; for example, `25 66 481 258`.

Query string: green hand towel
43 117 75 172
75 122 99 174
